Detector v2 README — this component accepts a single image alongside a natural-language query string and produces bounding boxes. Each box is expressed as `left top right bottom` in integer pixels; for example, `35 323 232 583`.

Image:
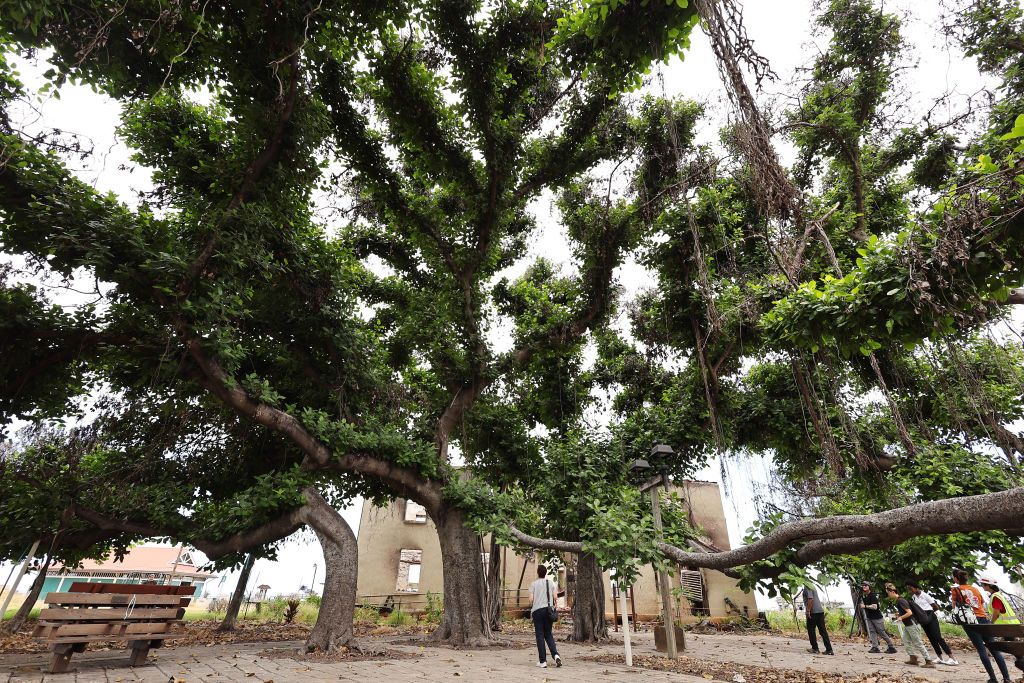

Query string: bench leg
48 644 75 674
127 640 151 667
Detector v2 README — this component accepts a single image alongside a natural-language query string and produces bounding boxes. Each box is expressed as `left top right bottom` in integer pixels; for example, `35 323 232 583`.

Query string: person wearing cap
979 577 1020 625
951 569 1012 683
886 583 936 668
905 580 957 665
858 581 897 654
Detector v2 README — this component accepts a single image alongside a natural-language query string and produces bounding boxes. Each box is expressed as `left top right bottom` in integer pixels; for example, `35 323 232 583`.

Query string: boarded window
403 500 428 524
396 549 423 592
679 569 707 615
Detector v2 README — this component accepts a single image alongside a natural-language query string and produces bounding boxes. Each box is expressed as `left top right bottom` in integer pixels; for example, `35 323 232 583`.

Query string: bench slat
45 633 178 645
34 622 174 639
68 582 195 596
39 607 182 621
45 593 183 606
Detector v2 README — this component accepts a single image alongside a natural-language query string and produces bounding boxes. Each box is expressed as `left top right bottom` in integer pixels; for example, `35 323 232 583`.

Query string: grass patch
766 609 967 639
386 608 414 627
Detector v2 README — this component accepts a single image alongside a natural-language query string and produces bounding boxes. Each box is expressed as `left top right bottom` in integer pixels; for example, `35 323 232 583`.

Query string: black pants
965 617 1010 681
920 613 952 658
532 608 558 663
806 612 832 653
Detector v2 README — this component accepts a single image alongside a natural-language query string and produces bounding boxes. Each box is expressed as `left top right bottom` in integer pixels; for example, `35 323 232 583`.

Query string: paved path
680 632 985 681
0 631 1005 683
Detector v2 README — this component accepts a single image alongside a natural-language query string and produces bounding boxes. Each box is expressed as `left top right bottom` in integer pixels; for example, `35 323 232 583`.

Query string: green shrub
424 592 443 624
305 593 321 608
263 596 289 621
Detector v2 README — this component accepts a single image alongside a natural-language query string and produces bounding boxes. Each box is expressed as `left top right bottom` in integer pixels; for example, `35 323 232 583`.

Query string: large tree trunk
219 553 256 631
571 552 608 642
2 557 50 634
302 494 359 652
486 537 503 632
431 506 492 646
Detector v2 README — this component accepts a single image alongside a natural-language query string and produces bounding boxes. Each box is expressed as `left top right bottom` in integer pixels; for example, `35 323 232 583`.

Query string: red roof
53 545 212 577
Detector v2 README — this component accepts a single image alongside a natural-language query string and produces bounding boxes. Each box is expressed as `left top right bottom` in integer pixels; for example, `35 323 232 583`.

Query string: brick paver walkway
0 630 1006 683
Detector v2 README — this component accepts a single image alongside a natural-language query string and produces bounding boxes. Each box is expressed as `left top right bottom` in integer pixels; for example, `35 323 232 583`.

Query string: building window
396 549 423 592
403 500 428 524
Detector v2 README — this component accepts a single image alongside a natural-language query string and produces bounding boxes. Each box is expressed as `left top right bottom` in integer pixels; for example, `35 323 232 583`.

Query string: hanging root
790 356 844 475
694 0 800 224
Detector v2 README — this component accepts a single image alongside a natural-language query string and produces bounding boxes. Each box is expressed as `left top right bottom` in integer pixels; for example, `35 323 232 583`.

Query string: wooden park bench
32 583 194 673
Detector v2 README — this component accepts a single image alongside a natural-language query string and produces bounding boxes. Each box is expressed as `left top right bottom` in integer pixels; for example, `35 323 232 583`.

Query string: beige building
356 480 758 622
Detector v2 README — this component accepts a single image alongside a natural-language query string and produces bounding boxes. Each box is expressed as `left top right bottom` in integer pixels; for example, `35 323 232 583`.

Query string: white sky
1 2 1019 608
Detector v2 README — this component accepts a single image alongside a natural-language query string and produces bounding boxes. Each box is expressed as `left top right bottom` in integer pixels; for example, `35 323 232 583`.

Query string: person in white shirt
905 581 957 665
528 564 561 668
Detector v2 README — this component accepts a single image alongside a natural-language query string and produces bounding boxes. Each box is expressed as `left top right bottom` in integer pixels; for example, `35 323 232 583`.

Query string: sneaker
922 661 936 669
945 658 958 665
868 647 881 653
537 662 547 668
884 647 898 654
554 655 562 668
824 651 834 656
807 648 820 654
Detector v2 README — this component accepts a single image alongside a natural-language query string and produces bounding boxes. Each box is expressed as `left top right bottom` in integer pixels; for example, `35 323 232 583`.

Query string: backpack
907 598 933 625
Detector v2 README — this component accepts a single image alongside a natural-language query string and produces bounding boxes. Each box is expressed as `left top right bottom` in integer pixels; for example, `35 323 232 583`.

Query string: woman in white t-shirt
905 581 957 665
528 565 562 668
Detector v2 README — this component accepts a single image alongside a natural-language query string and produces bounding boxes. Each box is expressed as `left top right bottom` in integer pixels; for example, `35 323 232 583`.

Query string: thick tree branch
71 503 308 560
178 327 443 510
509 486 1024 574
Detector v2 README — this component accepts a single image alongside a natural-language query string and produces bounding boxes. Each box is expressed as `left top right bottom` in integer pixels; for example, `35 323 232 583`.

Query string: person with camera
858 581 897 654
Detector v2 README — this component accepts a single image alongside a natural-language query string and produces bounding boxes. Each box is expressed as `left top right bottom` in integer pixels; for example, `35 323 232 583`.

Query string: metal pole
620 581 632 667
310 563 318 594
1 540 40 620
650 480 679 658
612 581 619 632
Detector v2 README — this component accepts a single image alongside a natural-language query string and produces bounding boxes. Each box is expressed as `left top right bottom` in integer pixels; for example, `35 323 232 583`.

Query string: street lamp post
632 445 682 658
310 563 318 595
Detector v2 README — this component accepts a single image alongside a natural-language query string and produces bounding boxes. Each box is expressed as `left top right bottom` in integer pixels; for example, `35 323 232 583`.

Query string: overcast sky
2 1 1019 606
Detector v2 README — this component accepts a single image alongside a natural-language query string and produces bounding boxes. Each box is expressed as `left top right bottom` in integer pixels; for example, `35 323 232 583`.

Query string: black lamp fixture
649 443 675 474
629 458 651 474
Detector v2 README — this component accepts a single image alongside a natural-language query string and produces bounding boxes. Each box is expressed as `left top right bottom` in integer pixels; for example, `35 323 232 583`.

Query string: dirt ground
3 621 1019 683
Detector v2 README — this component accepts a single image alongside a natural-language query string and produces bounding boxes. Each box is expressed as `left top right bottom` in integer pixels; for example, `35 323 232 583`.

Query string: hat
979 577 999 587
861 581 871 587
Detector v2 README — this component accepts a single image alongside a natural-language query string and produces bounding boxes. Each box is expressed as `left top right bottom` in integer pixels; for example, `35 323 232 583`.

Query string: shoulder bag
547 580 559 622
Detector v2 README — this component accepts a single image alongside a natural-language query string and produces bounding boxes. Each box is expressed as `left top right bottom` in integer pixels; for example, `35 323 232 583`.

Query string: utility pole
645 472 679 658
0 540 40 620
167 545 184 586
633 444 683 658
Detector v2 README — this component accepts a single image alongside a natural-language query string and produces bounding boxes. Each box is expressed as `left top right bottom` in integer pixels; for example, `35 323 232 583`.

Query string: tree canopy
1 0 1023 645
